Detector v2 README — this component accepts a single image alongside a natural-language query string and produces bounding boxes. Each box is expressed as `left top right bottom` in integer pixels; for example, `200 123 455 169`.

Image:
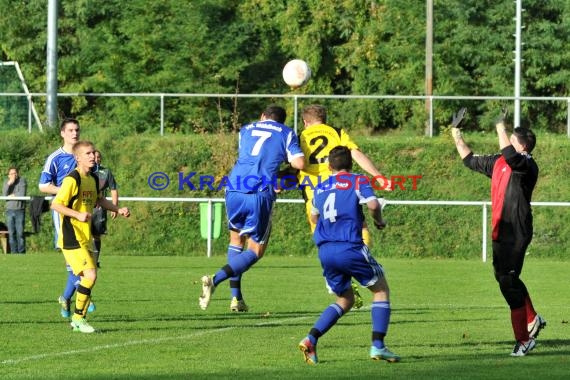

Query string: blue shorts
225 190 274 244
318 242 385 296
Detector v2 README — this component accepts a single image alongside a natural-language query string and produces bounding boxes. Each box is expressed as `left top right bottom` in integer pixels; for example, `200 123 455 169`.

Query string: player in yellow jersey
51 141 130 333
297 105 391 309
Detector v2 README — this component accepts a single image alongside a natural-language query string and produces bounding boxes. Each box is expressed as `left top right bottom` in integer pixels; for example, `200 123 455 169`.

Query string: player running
51 141 130 333
298 145 400 364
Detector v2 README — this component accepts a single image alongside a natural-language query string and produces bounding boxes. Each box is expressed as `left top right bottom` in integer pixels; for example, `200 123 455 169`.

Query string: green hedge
1 129 569 259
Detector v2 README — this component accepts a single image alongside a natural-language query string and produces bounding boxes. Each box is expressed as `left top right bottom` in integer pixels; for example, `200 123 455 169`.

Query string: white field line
1 316 312 366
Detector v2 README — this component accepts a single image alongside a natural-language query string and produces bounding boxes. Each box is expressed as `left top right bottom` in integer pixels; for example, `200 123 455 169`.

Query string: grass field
1 253 569 379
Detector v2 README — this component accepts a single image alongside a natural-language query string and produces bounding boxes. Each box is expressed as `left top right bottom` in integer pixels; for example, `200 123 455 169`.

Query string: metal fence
2 92 570 137
2 195 569 261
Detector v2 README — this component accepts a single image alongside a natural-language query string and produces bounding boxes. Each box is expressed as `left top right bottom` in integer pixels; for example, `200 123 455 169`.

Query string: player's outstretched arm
495 108 511 150
351 149 391 191
450 108 472 159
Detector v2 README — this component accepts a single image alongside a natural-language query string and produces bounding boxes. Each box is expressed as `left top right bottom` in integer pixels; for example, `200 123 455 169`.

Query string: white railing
1 92 570 137
2 196 569 260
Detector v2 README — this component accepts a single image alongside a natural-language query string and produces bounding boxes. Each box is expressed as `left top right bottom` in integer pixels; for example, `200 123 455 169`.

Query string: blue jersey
312 172 377 246
227 120 303 194
39 148 77 187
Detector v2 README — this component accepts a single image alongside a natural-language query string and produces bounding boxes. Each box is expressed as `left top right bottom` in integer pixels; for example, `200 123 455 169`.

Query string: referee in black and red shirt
451 109 546 357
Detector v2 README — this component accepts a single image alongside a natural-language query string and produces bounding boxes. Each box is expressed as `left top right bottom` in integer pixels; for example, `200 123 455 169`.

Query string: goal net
0 61 42 131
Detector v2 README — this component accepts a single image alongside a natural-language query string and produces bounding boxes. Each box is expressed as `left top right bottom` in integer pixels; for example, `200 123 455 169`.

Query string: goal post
0 61 43 132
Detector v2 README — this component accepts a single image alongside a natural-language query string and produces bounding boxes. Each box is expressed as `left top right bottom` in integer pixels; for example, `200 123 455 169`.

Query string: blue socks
63 271 81 300
371 301 391 349
310 303 345 344
227 245 243 299
213 249 258 286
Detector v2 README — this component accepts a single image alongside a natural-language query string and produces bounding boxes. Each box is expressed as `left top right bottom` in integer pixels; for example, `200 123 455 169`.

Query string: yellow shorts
62 247 96 275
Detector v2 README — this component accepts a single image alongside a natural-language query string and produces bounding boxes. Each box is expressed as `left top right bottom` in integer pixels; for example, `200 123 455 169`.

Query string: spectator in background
91 150 119 268
3 167 27 253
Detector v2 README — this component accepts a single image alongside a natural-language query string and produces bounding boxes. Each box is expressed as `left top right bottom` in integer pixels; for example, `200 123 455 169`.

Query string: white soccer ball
282 59 311 88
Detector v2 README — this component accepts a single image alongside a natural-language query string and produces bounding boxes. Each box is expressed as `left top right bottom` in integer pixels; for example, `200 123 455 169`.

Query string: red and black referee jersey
462 145 539 241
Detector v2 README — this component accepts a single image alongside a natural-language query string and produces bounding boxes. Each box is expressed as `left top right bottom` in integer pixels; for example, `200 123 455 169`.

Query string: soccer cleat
199 275 216 310
230 297 249 312
528 314 546 339
370 346 401 363
70 316 96 333
58 296 71 318
298 337 318 365
510 338 536 357
87 301 96 313
351 282 363 310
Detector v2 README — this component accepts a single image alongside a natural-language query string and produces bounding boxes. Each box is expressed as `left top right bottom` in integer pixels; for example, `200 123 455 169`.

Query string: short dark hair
60 118 80 131
513 127 536 153
262 105 287 124
328 146 352 172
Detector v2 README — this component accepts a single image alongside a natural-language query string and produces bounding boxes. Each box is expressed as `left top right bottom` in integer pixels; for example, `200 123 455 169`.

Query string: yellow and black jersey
297 123 358 195
53 169 99 250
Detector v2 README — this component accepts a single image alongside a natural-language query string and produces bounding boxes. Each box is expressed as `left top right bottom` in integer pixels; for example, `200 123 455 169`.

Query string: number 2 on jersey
323 193 338 223
308 136 329 164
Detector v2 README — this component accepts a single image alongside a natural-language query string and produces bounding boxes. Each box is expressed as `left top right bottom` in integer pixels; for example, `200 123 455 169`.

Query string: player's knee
82 269 97 283
339 289 355 311
497 272 524 308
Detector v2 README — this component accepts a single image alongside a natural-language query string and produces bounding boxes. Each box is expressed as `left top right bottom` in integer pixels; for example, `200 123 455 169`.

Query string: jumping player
296 104 391 308
199 105 305 312
451 109 546 356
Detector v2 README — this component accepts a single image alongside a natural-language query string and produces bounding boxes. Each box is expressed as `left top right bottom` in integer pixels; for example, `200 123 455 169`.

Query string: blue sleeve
286 130 304 160
39 162 56 185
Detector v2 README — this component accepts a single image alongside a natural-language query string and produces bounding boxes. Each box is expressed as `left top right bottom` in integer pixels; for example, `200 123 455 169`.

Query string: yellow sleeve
340 129 359 150
53 176 77 207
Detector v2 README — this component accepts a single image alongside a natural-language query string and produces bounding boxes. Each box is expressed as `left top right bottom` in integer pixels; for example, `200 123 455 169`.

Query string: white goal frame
0 61 43 131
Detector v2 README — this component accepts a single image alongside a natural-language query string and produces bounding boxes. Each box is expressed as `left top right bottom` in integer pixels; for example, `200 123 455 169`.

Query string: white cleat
199 275 215 310
510 339 536 357
230 297 249 312
70 317 96 333
528 314 546 339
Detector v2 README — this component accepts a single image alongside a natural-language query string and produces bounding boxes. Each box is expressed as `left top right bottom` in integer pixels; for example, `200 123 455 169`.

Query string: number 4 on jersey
323 193 337 222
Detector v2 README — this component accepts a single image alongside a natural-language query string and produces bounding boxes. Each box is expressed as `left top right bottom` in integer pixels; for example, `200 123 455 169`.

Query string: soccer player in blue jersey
39 118 94 318
199 105 305 312
298 145 400 364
